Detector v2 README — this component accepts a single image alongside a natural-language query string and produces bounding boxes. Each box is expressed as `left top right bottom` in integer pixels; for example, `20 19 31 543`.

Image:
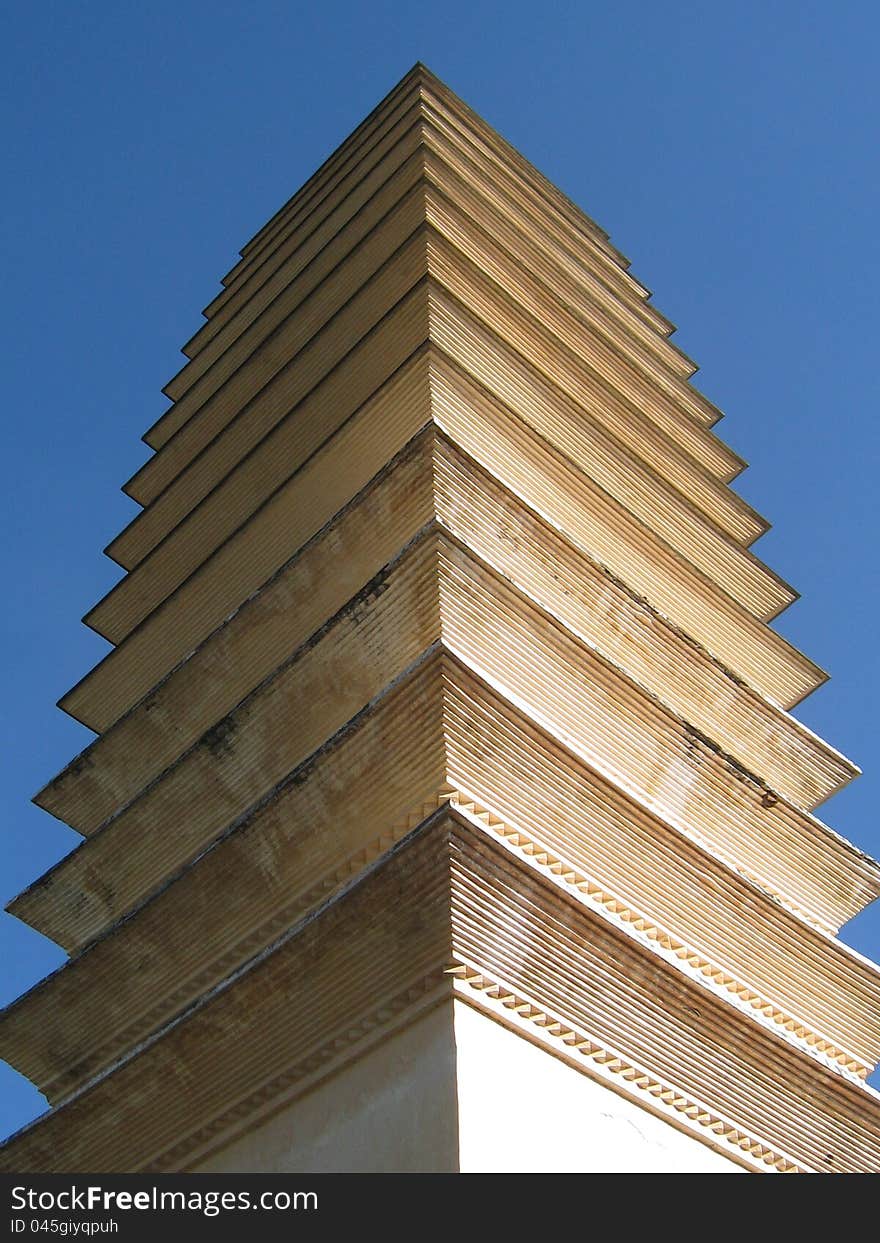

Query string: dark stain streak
201 717 238 759
67 754 93 778
683 722 779 801
343 567 392 626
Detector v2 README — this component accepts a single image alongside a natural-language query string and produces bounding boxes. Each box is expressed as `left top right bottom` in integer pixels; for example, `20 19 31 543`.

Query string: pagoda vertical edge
3 63 880 1173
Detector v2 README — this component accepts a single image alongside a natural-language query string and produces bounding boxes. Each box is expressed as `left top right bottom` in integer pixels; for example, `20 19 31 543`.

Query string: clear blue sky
2 1 879 1139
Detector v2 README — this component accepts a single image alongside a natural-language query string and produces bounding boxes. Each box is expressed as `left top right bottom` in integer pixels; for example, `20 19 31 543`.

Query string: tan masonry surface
4 64 879 1173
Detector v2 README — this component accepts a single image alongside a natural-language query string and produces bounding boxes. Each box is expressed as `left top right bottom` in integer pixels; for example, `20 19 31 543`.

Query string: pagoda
3 64 880 1173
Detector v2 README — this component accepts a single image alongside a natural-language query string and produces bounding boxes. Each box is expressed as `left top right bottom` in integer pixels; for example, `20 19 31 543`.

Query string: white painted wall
453 1001 741 1173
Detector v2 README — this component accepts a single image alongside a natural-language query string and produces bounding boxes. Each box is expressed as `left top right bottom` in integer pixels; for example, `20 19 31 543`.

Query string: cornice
434 536 879 931
21 511 875 958
3 653 450 1100
18 524 870 957
69 323 825 748
135 167 427 532
439 660 880 1066
416 68 621 262
117 215 751 633
40 423 849 859
420 149 724 449
9 62 877 1178
162 115 695 466
447 793 870 1080
41 428 437 831
215 74 434 318
118 171 430 566
233 66 427 264
174 79 647 407
13 531 444 949
177 79 429 368
448 821 880 1171
451 974 788 1173
7 642 878 1108
222 69 638 340
137 258 429 526
4 812 880 1173
427 350 824 707
167 81 688 442
422 264 788 618
417 89 663 330
118 225 429 531
169 107 428 407
61 344 434 733
0 817 458 1173
123 183 750 606
93 246 431 645
431 435 853 810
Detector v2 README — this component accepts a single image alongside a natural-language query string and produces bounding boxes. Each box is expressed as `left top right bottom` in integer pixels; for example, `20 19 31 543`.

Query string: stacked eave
2 63 879 1173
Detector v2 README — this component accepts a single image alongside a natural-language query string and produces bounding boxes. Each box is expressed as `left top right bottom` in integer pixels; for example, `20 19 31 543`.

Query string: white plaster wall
453 1001 741 1173
192 1003 459 1173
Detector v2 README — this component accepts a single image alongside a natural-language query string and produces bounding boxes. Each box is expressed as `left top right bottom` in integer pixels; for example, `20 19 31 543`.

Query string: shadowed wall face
192 1005 461 1175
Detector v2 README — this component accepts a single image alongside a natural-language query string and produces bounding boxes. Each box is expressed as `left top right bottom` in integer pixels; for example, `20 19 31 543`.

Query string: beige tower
3 64 880 1173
